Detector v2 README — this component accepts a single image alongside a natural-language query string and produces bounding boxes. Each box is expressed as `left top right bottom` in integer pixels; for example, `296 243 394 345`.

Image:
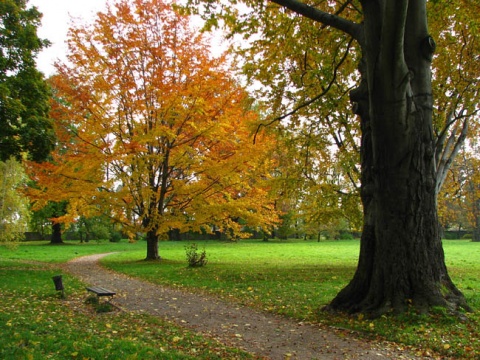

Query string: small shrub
339 232 354 240
185 243 208 267
462 233 473 240
109 232 122 243
92 224 111 241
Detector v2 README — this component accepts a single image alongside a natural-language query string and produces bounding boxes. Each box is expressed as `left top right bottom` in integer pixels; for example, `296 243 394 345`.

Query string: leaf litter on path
64 253 433 360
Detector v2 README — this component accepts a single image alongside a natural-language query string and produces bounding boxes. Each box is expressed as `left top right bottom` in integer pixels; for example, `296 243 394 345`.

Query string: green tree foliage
187 1 364 237
439 143 480 242
0 0 54 161
429 0 480 195
0 158 30 242
29 201 67 244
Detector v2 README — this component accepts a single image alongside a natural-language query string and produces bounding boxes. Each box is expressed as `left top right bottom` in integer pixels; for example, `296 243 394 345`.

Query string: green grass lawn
0 251 255 359
0 240 137 263
1 238 479 358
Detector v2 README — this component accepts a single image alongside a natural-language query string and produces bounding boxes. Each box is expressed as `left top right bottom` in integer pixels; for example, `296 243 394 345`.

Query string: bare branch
271 0 361 40
435 118 469 195
254 36 354 143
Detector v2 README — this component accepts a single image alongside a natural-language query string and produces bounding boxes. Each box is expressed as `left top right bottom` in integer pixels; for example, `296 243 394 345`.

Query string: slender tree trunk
327 0 469 315
473 199 480 242
50 222 63 244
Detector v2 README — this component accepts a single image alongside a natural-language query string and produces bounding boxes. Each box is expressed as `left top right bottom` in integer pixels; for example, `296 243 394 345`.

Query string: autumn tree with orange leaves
26 0 278 259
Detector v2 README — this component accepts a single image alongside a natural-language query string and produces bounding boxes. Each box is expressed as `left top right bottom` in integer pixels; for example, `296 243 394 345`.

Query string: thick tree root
324 280 472 318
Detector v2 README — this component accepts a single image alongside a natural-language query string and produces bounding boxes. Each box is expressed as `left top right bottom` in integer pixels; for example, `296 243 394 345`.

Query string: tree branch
254 36 354 143
271 0 361 40
435 118 469 195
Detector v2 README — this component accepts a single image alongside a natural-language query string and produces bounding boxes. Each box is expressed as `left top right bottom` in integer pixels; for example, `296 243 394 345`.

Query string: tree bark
145 229 161 260
50 222 63 244
325 0 470 315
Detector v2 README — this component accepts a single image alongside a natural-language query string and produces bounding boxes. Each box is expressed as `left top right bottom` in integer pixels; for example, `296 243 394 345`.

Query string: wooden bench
86 286 116 302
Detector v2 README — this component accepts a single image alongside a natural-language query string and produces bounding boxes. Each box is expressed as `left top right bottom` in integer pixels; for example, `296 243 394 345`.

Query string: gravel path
64 253 424 360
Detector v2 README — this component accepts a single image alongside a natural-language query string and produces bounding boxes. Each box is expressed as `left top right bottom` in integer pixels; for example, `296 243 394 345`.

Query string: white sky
29 0 227 77
30 0 109 76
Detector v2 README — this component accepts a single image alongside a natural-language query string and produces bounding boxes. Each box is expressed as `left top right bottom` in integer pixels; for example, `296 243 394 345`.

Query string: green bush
338 232 354 240
91 223 111 241
185 243 208 267
109 232 123 243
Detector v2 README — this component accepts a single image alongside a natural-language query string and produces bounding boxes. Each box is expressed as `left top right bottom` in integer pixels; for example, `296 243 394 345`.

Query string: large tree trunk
145 229 161 260
327 0 469 316
50 222 63 244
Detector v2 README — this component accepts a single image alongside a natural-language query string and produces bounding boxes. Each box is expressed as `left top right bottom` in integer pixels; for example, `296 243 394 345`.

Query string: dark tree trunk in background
169 228 182 241
473 228 480 242
50 222 63 244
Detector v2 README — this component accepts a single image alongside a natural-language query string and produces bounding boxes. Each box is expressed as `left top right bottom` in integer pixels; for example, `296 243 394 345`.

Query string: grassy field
1 239 479 358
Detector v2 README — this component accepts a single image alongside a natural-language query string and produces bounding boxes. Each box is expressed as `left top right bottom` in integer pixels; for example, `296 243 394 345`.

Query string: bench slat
86 286 116 296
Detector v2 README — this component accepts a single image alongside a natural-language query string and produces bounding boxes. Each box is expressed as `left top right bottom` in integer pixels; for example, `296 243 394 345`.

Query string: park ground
1 239 479 359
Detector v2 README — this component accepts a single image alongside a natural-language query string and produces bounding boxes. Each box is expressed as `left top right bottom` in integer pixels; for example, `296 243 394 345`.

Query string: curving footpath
64 253 425 360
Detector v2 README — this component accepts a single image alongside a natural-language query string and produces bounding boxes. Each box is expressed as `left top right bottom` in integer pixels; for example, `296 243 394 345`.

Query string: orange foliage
25 0 279 242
